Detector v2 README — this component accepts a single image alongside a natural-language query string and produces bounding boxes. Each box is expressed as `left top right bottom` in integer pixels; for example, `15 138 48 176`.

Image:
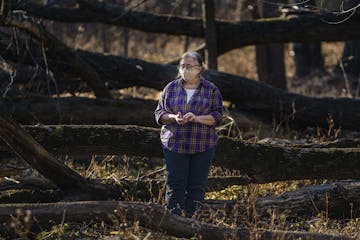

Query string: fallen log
0 64 84 96
258 138 360 148
0 96 265 135
0 112 125 199
1 177 358 220
0 125 358 183
79 50 360 131
0 175 251 195
205 180 360 219
2 33 360 131
14 1 360 53
0 96 157 126
0 164 27 178
0 189 63 204
0 201 353 240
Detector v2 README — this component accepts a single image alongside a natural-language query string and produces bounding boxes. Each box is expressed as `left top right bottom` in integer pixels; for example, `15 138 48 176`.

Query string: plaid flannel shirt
154 76 223 154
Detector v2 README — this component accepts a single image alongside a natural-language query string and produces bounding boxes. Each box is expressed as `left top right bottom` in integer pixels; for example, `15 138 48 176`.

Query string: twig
139 166 165 180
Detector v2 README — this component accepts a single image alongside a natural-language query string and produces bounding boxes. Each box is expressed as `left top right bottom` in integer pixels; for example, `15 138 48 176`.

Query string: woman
154 51 223 217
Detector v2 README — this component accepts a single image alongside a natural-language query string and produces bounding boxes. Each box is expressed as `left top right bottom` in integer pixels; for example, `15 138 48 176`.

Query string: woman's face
179 56 201 71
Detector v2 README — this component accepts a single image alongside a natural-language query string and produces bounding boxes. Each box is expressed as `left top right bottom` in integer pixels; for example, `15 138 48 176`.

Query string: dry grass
3 154 357 239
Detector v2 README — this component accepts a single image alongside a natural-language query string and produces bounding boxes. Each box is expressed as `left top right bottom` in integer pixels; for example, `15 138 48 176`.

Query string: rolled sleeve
154 107 167 126
210 86 223 126
154 91 167 126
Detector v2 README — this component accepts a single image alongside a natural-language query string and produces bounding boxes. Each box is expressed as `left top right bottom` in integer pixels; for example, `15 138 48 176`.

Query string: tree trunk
79 50 360 131
1 178 358 220
0 96 157 126
0 125 358 183
253 0 286 89
0 176 252 196
293 42 324 78
202 0 218 70
205 180 360 218
7 1 360 52
256 44 286 89
2 32 360 131
290 0 325 78
0 201 352 240
0 95 268 132
0 164 27 178
0 112 123 199
2 44 360 132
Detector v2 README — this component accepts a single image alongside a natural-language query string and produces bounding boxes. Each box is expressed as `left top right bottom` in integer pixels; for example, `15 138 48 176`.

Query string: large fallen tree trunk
0 96 157 126
0 164 27 178
0 64 83 96
205 180 360 219
0 112 124 199
1 178 358 219
0 96 266 133
13 1 360 54
0 201 353 240
0 176 251 193
0 125 358 183
1 32 360 131
79 51 360 131
257 138 360 148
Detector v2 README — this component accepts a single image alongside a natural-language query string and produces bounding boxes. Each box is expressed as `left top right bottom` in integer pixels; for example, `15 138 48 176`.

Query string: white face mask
179 68 200 82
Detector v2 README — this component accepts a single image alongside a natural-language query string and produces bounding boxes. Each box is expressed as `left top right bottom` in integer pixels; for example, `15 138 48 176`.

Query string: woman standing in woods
154 51 223 217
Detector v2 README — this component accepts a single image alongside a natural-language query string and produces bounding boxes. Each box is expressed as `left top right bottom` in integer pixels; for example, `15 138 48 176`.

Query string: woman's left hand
183 112 198 122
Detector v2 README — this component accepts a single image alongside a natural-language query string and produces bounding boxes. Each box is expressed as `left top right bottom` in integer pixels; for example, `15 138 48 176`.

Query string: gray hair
180 51 204 67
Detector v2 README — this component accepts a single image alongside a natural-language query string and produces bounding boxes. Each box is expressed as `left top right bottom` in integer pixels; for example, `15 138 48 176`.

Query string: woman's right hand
171 112 188 125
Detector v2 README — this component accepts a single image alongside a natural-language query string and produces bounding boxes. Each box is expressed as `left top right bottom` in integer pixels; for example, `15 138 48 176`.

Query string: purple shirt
154 76 223 154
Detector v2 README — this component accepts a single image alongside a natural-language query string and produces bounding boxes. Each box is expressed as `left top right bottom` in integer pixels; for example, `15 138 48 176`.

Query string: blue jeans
162 147 215 218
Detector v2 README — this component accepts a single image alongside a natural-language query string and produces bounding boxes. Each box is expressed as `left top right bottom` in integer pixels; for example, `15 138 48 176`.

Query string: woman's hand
171 112 189 125
183 112 198 122
184 112 216 126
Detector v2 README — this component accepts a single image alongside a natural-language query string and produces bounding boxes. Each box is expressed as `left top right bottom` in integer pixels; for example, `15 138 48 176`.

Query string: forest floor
5 155 357 240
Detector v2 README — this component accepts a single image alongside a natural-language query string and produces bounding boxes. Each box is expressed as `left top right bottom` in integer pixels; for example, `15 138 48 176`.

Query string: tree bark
0 125 358 183
205 180 360 218
0 175 252 195
202 0 218 70
0 201 353 240
0 96 157 126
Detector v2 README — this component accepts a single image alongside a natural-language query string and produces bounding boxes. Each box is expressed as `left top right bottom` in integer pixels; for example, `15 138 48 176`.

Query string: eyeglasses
179 63 200 69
